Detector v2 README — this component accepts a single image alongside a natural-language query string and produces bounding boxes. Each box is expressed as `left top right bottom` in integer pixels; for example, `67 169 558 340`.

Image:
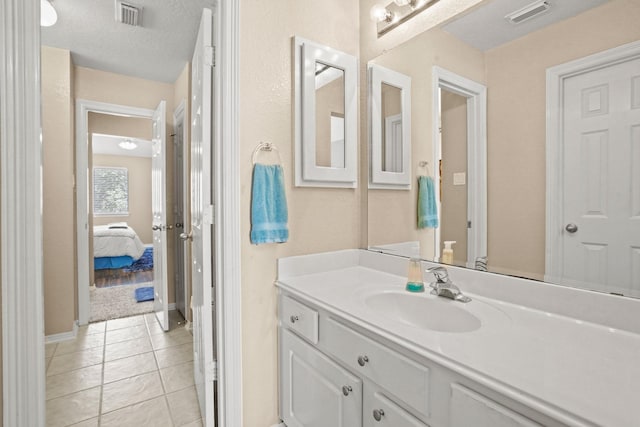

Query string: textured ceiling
442 0 609 51
42 0 215 83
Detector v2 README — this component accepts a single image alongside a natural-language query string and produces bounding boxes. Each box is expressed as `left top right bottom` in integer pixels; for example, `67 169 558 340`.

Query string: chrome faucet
426 266 471 303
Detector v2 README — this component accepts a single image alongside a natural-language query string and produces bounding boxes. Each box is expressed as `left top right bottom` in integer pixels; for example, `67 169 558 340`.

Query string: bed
93 223 146 270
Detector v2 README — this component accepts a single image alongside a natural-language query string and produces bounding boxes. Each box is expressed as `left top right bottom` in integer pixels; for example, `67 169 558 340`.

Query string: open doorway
89 113 155 322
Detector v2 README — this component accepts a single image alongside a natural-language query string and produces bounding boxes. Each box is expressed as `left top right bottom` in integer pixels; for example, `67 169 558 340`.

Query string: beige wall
366 27 485 260
92 155 153 244
42 46 76 335
240 0 360 424
485 0 640 279
440 90 468 266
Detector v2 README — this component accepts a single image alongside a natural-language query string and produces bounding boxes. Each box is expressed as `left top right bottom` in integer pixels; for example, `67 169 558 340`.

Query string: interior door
562 57 640 296
174 118 186 318
152 100 170 331
190 8 216 424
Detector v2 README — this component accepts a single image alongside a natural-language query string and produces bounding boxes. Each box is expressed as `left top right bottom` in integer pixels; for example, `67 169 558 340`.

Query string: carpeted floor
89 282 154 322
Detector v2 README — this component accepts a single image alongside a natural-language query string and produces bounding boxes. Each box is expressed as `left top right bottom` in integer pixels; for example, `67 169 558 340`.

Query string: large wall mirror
366 0 640 299
294 37 358 188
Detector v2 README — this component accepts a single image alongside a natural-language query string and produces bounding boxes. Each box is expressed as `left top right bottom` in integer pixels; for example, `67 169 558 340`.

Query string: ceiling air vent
115 1 142 26
505 0 550 25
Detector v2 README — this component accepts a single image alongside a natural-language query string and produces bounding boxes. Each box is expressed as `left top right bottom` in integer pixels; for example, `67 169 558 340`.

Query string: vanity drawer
323 317 430 419
281 295 319 344
364 388 429 427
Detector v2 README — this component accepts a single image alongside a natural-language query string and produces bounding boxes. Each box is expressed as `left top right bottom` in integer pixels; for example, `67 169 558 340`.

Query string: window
93 167 129 215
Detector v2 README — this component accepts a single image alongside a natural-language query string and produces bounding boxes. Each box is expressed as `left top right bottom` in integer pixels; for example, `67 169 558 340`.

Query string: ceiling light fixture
40 0 58 27
370 0 438 37
118 139 137 150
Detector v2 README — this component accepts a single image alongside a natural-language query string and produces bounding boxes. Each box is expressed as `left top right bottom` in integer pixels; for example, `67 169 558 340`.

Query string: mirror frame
369 63 412 189
293 36 358 188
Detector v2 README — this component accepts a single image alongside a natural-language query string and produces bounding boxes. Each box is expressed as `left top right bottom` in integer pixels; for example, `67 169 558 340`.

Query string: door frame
545 40 640 283
75 99 155 325
432 66 487 267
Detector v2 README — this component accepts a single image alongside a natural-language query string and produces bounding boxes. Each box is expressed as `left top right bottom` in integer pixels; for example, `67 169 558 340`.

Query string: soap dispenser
406 258 425 292
442 241 456 264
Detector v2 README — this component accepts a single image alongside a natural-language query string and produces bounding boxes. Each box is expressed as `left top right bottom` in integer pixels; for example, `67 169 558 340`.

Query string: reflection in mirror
314 63 345 168
369 63 412 188
381 83 403 173
366 0 640 298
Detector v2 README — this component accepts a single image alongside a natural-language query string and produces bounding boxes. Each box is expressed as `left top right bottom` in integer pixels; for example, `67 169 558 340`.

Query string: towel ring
252 142 283 166
418 160 430 174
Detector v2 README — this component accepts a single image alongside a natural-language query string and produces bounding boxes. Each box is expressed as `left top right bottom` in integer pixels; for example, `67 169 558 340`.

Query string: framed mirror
294 36 358 188
369 63 412 189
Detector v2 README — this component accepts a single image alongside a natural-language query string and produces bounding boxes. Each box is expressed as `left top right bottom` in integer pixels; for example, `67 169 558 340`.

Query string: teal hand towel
250 163 289 244
417 175 439 229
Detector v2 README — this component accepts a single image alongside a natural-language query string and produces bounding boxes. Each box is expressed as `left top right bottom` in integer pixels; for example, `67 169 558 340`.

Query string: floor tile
55 333 105 356
46 364 103 400
77 322 106 337
47 346 104 376
160 361 195 393
155 342 193 369
45 342 58 358
150 328 193 350
101 371 164 414
103 351 157 384
167 385 201 426
69 418 99 427
181 419 203 427
101 396 173 427
45 386 101 427
106 324 149 345
107 315 145 331
104 336 152 362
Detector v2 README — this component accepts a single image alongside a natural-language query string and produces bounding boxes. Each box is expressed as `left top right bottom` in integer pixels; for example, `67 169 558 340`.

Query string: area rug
123 246 153 273
90 282 154 322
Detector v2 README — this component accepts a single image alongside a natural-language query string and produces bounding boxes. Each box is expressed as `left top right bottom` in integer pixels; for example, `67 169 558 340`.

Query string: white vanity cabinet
278 291 570 427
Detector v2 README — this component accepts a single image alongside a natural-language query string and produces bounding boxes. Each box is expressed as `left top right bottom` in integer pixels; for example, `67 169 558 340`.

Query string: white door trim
1 1 46 425
217 0 243 424
545 40 640 283
75 99 154 325
432 66 487 266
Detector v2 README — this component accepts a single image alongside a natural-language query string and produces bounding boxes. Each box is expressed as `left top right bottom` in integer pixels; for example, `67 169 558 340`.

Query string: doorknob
565 223 578 233
166 225 173 230
179 232 193 241
175 222 183 229
152 225 161 231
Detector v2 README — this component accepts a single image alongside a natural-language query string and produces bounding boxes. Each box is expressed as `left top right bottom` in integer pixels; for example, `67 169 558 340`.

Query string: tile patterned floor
45 311 202 427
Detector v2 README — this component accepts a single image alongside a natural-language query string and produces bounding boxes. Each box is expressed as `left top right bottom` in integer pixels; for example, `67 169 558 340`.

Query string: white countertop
277 251 640 427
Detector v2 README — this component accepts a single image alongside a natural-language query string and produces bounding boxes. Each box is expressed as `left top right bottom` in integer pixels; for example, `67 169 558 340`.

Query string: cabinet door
450 384 541 427
364 386 429 427
280 328 362 427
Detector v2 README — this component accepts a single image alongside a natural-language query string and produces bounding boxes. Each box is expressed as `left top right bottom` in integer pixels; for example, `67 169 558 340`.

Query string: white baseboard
45 321 79 343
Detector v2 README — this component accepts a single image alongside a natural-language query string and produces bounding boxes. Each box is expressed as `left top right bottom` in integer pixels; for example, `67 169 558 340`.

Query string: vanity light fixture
370 0 439 37
118 139 137 150
40 0 58 27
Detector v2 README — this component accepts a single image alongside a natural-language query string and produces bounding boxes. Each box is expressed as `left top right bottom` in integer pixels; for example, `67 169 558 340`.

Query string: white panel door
152 100 169 331
190 8 216 424
562 57 640 296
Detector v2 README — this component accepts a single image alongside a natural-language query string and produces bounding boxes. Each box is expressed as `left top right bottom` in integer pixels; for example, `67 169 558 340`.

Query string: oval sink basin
365 292 481 333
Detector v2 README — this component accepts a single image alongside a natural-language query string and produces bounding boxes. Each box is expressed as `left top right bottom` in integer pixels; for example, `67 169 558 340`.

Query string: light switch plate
453 172 466 186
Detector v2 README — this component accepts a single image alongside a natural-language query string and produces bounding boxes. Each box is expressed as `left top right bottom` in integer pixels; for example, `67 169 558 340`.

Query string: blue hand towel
417 175 439 229
250 163 289 244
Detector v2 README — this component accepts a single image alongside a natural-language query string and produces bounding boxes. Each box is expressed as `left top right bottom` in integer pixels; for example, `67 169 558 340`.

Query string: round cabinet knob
290 315 299 323
152 225 161 231
565 223 578 233
342 385 352 396
357 355 369 366
373 409 385 421
179 232 193 241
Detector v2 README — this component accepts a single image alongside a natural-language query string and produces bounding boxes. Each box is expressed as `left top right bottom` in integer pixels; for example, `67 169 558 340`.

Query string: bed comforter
93 225 146 260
